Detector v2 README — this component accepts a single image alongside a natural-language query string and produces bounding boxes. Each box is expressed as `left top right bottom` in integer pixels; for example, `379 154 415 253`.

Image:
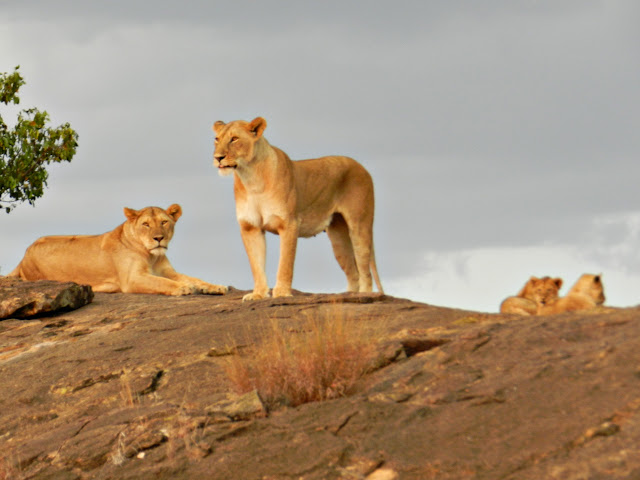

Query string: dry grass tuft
119 370 139 407
165 410 211 461
0 454 20 480
226 308 379 409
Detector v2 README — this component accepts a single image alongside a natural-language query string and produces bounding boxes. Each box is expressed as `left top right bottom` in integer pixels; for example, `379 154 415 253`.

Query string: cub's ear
594 274 602 283
554 278 563 289
124 207 139 221
213 121 225 133
248 117 267 138
166 204 183 221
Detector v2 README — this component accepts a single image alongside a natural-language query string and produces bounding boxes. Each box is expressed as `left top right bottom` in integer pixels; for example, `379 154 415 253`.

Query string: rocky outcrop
0 277 94 319
0 288 639 479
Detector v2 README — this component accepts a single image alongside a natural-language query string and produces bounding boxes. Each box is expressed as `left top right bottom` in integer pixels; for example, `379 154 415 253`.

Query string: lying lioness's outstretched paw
198 283 228 295
174 284 198 296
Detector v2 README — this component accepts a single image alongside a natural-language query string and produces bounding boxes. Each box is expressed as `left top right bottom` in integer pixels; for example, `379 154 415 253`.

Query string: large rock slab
0 277 94 319
1 289 640 479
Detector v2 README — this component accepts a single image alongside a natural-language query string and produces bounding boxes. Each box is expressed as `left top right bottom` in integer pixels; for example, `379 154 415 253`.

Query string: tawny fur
8 204 228 296
500 276 563 315
539 273 605 315
213 116 383 301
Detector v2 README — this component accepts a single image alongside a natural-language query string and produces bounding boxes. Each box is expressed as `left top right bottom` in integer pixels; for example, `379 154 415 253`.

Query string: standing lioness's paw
242 291 270 302
272 287 293 298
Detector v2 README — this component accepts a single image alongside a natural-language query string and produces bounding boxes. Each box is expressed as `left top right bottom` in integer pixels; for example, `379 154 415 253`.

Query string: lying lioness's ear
248 117 267 138
554 278 563 289
124 207 139 221
213 121 225 133
166 204 182 221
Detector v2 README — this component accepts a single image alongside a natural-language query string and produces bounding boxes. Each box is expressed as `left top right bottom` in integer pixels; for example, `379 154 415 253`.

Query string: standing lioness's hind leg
339 209 373 293
350 226 373 292
327 214 359 292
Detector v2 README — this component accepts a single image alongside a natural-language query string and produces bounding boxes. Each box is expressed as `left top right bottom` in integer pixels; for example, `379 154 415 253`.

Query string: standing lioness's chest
236 193 335 238
235 193 289 234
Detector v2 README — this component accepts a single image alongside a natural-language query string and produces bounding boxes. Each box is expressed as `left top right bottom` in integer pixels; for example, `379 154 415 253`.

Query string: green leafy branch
0 66 78 213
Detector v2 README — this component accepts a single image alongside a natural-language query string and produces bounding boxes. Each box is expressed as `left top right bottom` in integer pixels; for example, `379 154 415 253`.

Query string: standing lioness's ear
124 207 139 221
248 117 267 138
166 204 182 221
213 121 225 133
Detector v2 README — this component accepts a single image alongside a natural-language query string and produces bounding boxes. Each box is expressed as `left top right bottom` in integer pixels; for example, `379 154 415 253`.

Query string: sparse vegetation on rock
225 310 379 409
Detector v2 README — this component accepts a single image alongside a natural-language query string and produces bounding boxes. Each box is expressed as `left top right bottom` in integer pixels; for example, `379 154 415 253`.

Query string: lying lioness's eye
161 220 168 226
230 136 239 143
142 222 150 227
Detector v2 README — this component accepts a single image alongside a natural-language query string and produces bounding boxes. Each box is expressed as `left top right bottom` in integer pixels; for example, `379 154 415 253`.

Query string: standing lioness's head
212 117 267 176
123 204 182 255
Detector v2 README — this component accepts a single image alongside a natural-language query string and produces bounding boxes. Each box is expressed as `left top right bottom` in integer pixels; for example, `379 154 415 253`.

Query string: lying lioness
538 273 605 314
8 204 228 296
213 116 383 301
500 276 563 315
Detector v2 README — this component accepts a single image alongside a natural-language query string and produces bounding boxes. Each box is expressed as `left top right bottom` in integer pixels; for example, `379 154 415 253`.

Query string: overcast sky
1 1 639 311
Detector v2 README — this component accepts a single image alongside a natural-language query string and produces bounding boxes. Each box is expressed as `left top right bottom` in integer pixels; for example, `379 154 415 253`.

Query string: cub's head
568 273 605 305
123 204 182 256
212 117 267 176
520 276 563 306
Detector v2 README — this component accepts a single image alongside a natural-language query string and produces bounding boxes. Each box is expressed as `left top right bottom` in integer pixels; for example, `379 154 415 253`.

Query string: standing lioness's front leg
272 220 298 298
239 222 269 301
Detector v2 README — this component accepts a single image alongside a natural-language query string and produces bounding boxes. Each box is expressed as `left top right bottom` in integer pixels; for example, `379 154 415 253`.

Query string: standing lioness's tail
370 242 384 294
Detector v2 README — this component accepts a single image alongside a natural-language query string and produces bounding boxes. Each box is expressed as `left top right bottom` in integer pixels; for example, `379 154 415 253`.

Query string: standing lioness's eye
230 136 239 143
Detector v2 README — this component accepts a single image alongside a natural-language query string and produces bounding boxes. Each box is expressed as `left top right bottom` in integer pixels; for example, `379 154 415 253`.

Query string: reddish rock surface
1 286 639 479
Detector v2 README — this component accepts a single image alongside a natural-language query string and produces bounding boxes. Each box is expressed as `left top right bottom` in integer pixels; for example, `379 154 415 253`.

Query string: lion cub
9 204 228 296
538 274 605 314
500 276 563 315
213 116 383 301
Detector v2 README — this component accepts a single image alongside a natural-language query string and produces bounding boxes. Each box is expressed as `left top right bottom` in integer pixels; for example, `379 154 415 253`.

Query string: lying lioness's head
568 273 605 305
123 204 182 255
520 276 563 306
212 117 267 176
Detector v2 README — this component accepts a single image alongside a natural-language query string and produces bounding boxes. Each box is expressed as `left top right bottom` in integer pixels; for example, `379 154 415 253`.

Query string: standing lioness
8 204 228 296
213 116 383 301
